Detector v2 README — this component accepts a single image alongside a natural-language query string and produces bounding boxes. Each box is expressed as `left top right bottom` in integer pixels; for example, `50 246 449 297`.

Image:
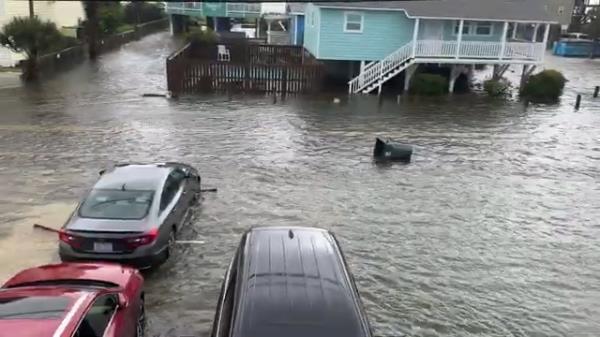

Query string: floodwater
1 32 599 337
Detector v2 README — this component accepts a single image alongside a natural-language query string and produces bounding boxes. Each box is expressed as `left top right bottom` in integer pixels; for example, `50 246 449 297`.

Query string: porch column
449 65 465 93
511 22 518 39
169 15 174 36
455 19 464 59
256 18 260 38
404 64 418 92
542 23 551 61
499 21 509 59
412 18 420 58
532 23 540 42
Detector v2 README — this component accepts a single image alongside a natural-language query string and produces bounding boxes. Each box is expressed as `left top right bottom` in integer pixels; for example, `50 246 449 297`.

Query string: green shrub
484 79 511 97
409 73 448 95
124 2 165 24
521 69 566 102
185 28 217 45
98 3 124 36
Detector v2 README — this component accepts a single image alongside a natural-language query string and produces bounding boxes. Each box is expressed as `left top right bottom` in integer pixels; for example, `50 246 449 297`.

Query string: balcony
165 2 262 18
415 40 546 63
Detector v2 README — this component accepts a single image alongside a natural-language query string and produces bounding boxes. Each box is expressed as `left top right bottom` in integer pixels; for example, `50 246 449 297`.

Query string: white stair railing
348 42 413 93
349 40 545 94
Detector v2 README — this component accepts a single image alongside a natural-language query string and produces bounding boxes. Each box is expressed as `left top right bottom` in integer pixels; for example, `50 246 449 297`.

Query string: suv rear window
79 189 154 220
0 296 70 319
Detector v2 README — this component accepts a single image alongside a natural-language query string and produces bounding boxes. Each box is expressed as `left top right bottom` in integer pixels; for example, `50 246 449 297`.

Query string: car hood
65 217 151 233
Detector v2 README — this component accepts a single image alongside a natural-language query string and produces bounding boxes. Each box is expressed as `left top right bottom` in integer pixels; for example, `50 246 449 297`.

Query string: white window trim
452 21 494 36
343 11 364 33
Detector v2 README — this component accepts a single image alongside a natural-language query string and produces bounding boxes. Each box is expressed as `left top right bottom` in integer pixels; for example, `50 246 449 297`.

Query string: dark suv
59 162 201 269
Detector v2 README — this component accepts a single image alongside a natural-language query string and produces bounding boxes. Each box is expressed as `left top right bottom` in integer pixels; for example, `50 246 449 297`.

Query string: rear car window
79 189 154 220
0 296 70 319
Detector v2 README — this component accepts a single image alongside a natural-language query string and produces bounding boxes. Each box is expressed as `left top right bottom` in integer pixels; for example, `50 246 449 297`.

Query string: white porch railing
415 40 545 61
165 2 261 16
349 40 546 94
226 3 261 15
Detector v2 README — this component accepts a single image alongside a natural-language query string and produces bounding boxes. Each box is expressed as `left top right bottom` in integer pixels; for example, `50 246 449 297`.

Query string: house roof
288 2 306 15
314 0 559 23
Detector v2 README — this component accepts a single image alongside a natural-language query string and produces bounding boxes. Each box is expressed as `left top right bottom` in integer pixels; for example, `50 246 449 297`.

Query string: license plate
93 242 113 253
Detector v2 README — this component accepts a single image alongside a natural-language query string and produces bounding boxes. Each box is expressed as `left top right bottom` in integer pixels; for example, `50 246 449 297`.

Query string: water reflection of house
301 0 566 94
0 0 84 66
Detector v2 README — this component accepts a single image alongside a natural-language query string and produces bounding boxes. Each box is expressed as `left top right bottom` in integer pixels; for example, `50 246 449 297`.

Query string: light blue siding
303 4 320 57
317 9 415 61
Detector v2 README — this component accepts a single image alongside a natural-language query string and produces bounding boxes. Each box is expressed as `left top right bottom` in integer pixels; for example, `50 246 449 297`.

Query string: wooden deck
166 43 324 95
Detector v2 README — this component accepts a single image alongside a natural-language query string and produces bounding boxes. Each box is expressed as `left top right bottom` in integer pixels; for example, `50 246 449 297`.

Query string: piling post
594 86 599 98
575 94 581 110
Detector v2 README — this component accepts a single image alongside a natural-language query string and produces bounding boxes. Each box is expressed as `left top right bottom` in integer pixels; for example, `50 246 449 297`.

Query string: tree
97 2 124 35
584 8 600 38
82 1 98 59
124 2 165 24
0 17 63 80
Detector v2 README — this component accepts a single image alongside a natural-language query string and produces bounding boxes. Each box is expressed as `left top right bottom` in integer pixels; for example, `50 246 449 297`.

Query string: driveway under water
0 32 599 337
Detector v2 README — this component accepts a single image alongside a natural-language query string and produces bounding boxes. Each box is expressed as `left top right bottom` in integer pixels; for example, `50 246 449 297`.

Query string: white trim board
315 5 558 24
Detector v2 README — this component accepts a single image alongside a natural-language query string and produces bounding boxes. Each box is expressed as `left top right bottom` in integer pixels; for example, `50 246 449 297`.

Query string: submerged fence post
575 94 582 110
594 86 599 98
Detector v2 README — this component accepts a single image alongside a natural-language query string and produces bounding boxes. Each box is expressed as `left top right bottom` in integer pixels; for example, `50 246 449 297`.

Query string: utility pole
28 0 34 17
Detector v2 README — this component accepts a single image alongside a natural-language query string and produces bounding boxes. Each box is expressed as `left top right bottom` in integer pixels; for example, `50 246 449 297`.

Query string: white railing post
532 23 540 42
500 21 509 59
456 20 464 59
512 22 518 39
412 18 420 58
542 23 550 62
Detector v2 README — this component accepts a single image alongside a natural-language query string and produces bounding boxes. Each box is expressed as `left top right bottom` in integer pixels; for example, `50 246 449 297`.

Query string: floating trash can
373 137 412 162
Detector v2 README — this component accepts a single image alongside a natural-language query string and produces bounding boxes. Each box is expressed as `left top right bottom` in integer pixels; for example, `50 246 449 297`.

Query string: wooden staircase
348 42 414 94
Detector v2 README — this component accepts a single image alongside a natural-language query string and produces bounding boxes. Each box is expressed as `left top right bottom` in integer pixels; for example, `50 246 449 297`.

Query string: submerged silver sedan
59 162 201 269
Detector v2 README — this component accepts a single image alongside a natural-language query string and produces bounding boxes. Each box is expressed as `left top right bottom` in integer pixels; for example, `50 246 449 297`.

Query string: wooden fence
166 43 323 95
36 18 168 76
98 18 168 52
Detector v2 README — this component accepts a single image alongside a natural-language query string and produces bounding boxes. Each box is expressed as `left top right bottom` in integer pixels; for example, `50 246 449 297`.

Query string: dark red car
0 262 145 337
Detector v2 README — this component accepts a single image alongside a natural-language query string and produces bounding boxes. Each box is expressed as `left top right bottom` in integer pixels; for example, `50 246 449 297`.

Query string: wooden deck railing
167 43 323 95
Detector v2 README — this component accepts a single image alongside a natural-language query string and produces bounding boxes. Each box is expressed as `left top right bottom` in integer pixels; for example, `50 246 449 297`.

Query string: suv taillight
59 230 82 249
124 228 159 250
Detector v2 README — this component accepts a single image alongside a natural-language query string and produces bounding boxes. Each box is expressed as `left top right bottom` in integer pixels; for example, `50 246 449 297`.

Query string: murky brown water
1 32 599 337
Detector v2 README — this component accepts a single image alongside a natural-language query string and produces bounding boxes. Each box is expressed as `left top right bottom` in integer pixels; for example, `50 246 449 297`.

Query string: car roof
3 262 135 289
95 164 173 190
231 226 371 337
0 287 94 337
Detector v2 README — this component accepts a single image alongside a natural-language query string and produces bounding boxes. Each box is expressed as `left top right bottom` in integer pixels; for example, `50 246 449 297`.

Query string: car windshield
0 296 70 319
78 189 154 220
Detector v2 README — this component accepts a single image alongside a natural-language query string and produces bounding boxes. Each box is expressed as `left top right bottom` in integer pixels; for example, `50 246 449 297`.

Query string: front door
421 20 445 56
423 20 444 40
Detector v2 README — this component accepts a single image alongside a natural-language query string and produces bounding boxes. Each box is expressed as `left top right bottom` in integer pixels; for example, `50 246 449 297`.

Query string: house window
474 22 493 36
344 12 363 33
453 21 493 36
454 21 470 35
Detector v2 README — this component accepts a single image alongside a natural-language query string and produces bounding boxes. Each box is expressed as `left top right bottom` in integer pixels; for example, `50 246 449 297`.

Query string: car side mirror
99 169 106 176
117 294 128 309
